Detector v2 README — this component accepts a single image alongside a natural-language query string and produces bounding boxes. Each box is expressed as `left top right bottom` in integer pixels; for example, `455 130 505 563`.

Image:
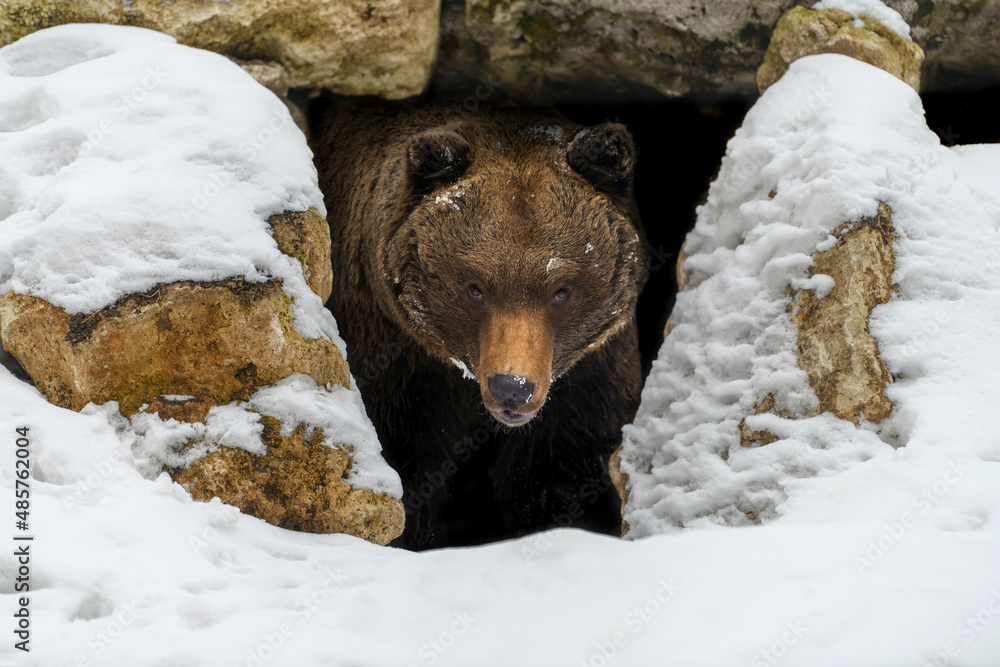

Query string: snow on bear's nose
487 373 535 409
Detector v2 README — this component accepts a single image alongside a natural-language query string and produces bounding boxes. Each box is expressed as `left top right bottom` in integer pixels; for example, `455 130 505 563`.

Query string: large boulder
4 0 999 101
0 271 344 417
0 0 440 98
908 0 1000 92
434 0 1000 102
434 0 804 103
0 25 404 544
614 7 940 536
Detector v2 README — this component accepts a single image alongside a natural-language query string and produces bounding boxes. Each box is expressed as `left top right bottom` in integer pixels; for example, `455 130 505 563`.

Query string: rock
608 445 629 537
756 13 900 423
160 404 405 545
738 394 781 449
0 0 440 98
435 0 804 103
0 267 406 544
233 59 292 99
613 48 924 536
268 208 333 302
757 6 924 93
0 24 404 545
434 0 1000 102
788 202 896 424
0 275 348 417
900 0 1000 93
230 58 310 137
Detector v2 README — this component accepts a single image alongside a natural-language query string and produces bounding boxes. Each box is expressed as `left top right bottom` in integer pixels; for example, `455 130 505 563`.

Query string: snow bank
3 356 1000 666
0 23 340 347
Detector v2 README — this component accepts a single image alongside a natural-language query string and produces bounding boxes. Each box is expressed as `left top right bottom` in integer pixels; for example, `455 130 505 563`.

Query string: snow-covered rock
757 4 923 93
617 49 1000 545
0 24 403 543
813 0 913 40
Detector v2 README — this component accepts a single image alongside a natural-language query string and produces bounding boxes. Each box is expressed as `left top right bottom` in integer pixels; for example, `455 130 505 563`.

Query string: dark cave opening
553 100 752 379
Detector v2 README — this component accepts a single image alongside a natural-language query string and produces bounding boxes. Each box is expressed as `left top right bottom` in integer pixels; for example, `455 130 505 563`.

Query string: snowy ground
2 16 1000 667
2 365 999 667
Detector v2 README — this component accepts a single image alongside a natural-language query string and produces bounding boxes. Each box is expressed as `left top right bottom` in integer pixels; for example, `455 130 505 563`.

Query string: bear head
374 110 648 426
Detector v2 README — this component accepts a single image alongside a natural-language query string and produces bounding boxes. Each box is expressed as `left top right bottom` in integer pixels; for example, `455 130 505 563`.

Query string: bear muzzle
478 309 553 426
487 374 536 425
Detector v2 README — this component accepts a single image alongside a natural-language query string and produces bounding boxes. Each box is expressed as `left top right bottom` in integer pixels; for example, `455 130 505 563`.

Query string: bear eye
551 288 570 305
468 284 486 304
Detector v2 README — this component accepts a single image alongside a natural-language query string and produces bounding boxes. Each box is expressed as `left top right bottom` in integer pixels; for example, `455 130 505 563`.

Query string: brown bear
311 99 648 550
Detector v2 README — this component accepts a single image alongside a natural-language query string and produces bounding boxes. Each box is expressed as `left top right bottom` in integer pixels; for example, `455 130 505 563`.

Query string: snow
435 184 464 211
530 125 564 141
616 51 1000 658
812 0 912 40
618 52 1000 537
108 375 401 496
99 374 403 498
247 375 401 496
450 358 477 381
0 23 341 351
2 27 1000 667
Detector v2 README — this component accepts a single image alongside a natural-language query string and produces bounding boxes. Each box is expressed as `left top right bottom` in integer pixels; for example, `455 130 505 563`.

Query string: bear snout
478 309 553 426
487 374 535 409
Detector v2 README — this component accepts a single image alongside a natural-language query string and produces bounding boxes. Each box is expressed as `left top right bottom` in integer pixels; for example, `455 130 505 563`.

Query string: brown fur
311 99 648 548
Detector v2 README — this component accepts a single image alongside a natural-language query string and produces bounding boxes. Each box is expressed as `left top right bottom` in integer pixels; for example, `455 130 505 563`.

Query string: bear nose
487 374 535 409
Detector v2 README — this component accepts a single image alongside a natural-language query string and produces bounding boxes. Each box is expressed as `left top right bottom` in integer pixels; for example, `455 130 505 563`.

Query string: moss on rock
757 6 924 93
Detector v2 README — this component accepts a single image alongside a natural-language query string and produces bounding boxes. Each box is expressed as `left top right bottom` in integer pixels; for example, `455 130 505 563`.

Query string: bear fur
311 100 648 550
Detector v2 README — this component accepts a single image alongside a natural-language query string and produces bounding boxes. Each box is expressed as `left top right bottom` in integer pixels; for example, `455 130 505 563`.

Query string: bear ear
407 130 471 194
567 123 636 192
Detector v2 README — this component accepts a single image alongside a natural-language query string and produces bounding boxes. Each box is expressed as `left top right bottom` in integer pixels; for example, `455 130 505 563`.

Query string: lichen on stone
789 202 896 424
757 6 924 93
